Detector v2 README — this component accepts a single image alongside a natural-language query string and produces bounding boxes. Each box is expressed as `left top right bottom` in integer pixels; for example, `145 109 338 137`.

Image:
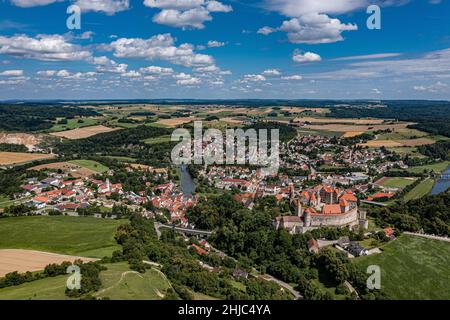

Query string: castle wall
309 208 359 228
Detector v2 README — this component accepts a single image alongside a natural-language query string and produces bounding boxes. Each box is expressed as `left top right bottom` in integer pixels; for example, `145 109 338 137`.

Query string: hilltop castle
274 185 368 234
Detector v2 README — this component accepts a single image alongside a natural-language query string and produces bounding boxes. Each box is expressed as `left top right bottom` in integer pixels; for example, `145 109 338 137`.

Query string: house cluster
21 174 123 212
151 181 197 226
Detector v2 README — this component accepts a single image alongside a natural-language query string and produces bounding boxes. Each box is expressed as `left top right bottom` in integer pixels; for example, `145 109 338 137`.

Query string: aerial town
0 0 449 308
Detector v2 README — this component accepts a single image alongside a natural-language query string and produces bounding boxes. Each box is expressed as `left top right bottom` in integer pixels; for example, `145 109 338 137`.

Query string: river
179 165 197 195
431 165 450 195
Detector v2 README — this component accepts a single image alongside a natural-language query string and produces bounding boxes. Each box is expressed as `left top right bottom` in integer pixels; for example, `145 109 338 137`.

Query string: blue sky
0 0 449 100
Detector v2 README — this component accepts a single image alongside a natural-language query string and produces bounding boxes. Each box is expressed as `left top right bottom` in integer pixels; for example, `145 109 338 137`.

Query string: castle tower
295 199 303 217
304 209 311 227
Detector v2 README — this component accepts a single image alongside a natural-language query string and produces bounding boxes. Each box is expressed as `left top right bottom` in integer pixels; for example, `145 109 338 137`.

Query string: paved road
155 222 213 236
261 274 303 300
360 200 389 207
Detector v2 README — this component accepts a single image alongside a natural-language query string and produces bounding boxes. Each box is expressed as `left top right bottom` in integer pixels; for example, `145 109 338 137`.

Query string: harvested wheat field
306 123 411 133
361 138 435 148
128 163 167 174
0 249 97 277
396 138 435 147
295 117 386 125
156 117 197 127
50 125 120 140
282 107 328 114
0 152 54 166
343 131 365 138
361 140 404 148
222 117 244 125
29 162 96 178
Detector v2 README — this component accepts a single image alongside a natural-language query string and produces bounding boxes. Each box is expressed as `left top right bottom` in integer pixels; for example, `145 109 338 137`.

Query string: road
360 200 389 207
154 222 213 236
260 274 303 300
404 232 450 243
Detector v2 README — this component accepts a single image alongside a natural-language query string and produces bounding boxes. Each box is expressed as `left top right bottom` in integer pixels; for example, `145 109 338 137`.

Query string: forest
369 191 450 236
327 101 450 137
186 193 387 300
0 104 99 132
55 125 174 167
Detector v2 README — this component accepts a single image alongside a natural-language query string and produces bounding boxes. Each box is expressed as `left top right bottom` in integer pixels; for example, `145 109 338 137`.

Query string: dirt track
0 249 98 277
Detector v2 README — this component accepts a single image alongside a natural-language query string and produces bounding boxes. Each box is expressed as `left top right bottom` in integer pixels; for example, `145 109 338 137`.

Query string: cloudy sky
0 0 449 100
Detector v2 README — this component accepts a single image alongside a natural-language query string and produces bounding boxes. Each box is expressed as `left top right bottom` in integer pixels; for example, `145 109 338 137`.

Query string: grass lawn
69 160 109 173
0 275 71 300
50 118 98 132
381 177 417 189
403 178 435 201
354 234 450 300
95 262 171 300
0 216 124 258
407 161 450 174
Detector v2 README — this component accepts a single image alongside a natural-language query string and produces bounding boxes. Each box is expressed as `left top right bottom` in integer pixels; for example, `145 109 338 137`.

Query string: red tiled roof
322 204 342 215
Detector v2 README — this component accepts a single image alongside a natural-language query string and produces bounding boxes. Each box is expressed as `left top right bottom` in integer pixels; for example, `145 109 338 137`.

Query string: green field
50 118 98 132
143 135 172 145
386 147 426 158
354 234 450 300
95 262 171 300
104 156 137 163
0 275 71 300
381 177 417 189
378 128 429 140
403 178 435 201
0 216 124 258
407 161 450 174
69 160 109 173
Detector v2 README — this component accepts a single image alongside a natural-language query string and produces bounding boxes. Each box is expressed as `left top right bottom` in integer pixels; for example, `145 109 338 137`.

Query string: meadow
49 118 99 132
95 262 171 300
0 216 124 258
403 178 435 201
0 274 71 300
69 159 110 173
354 234 450 300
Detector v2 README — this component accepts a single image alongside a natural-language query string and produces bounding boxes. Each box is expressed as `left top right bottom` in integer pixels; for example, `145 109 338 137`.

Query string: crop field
69 160 109 173
0 216 124 258
29 161 97 178
294 117 386 125
362 138 435 148
143 135 172 145
155 117 197 127
0 152 54 166
354 235 450 300
386 147 426 158
50 125 120 139
95 262 171 300
49 118 99 132
0 249 97 277
306 123 411 134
